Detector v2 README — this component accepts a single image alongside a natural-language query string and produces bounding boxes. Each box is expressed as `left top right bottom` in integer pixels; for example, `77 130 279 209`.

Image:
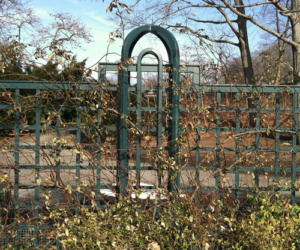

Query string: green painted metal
255 92 261 187
35 89 41 224
292 92 298 205
14 88 20 242
1 80 300 248
275 93 280 190
235 94 241 200
118 25 181 195
136 48 164 189
216 92 221 193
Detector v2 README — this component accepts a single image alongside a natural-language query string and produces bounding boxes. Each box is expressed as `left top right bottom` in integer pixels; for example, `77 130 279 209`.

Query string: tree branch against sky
103 0 299 83
104 0 258 85
0 0 40 43
256 1 292 84
0 0 96 80
35 12 93 64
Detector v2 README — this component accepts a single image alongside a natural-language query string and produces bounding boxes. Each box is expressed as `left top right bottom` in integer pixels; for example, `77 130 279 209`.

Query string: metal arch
122 25 180 66
136 48 164 65
118 25 181 196
136 48 164 189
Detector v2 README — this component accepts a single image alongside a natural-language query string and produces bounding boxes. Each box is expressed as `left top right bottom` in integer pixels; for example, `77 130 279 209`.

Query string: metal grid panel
0 77 300 248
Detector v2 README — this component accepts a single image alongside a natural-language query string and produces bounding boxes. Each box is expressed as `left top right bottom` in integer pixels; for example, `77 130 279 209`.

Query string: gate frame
117 25 181 195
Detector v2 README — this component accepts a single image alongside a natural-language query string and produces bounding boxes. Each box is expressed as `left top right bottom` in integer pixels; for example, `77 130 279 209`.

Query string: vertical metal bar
254 91 261 187
292 92 297 205
14 89 20 241
34 89 41 246
157 71 163 147
157 57 163 189
235 93 241 200
55 90 61 205
118 69 129 196
75 88 81 213
216 92 221 191
53 89 62 249
194 67 201 201
96 84 102 207
169 68 181 193
157 60 163 217
99 66 106 83
136 65 142 188
157 62 163 148
275 93 280 189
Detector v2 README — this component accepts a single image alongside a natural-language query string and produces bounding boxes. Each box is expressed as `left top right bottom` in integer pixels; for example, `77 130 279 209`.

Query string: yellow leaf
36 179 42 186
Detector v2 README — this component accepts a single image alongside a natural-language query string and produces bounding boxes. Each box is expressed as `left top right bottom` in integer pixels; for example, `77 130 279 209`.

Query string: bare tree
102 0 300 85
210 0 299 85
0 1 93 81
256 3 292 85
0 0 41 75
34 12 92 63
0 0 40 43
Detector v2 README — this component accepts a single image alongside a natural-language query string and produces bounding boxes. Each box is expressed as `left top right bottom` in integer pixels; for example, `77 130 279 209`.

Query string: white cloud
87 11 116 28
72 27 123 79
34 8 50 19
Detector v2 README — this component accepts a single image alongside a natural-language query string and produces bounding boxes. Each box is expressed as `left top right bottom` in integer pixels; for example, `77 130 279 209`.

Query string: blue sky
28 0 173 79
29 0 123 71
26 0 262 77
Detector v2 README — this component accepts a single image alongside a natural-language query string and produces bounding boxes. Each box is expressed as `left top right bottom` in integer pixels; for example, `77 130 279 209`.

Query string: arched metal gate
100 25 201 195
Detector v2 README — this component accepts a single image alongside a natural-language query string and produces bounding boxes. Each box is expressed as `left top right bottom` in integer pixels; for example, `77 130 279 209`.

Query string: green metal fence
0 79 300 247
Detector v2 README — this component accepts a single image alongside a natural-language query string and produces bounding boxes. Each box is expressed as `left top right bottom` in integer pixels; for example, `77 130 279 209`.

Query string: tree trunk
291 0 300 143
275 8 283 85
235 0 256 127
291 0 300 85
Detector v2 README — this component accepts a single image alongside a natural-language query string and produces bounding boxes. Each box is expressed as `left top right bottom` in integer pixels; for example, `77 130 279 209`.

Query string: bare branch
183 0 275 8
188 17 237 24
269 0 290 14
221 0 298 47
168 24 239 46
234 1 279 8
199 34 239 46
216 6 239 37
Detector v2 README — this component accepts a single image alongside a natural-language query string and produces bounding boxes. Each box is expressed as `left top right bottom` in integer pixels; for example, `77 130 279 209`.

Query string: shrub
45 192 300 249
221 193 300 249
50 196 217 249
